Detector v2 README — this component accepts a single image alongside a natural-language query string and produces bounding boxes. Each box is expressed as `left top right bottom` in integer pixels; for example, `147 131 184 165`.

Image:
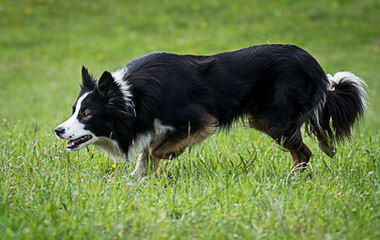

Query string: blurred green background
0 0 379 128
0 0 379 239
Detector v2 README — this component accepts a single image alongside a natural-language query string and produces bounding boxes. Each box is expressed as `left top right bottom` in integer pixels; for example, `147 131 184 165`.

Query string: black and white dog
55 44 367 179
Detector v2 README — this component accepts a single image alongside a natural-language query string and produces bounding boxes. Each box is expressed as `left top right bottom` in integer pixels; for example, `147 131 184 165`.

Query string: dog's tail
307 71 367 145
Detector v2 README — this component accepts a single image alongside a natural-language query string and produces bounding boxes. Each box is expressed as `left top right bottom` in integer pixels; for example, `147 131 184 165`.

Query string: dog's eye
81 108 92 119
82 109 90 115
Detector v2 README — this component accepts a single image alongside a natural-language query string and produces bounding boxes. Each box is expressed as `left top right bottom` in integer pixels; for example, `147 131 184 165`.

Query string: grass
0 0 379 239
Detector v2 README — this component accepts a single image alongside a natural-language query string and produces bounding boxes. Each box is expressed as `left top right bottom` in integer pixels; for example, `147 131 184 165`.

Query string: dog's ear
97 71 117 98
81 66 96 91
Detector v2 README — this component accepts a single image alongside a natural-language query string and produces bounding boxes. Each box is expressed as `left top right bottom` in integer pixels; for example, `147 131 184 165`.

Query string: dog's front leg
130 150 148 180
130 148 161 180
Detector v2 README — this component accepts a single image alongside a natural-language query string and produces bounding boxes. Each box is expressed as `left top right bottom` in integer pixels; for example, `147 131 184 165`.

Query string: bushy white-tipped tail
327 71 368 110
311 71 367 142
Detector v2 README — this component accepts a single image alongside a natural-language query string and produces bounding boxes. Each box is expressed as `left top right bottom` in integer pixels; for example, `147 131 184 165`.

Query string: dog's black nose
55 127 65 136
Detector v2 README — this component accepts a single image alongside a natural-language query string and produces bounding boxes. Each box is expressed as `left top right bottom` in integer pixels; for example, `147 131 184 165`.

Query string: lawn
0 0 379 239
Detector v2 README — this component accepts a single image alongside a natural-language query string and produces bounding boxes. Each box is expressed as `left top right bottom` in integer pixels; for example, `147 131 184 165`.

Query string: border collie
55 44 367 179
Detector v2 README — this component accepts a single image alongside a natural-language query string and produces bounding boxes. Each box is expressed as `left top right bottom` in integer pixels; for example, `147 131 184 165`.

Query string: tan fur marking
152 116 217 159
81 109 93 121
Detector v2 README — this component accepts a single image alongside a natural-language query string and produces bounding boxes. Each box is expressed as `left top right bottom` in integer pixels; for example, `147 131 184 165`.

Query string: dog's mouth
67 135 93 150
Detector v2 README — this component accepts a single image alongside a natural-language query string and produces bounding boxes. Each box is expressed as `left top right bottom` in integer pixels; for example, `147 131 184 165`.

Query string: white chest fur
93 137 125 161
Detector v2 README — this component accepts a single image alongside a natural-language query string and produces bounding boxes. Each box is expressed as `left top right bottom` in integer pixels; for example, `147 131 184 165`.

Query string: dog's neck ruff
112 67 136 116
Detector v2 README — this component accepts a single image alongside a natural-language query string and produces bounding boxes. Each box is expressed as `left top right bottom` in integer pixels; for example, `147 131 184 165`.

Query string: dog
55 44 367 179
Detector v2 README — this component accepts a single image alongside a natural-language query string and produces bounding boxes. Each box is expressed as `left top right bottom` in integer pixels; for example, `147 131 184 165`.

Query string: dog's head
55 66 135 152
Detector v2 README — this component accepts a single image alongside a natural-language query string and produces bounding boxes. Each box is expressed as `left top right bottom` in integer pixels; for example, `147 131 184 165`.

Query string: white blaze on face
56 92 94 143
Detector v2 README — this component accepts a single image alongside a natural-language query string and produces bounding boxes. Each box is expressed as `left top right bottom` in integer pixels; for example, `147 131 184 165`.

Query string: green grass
0 0 379 239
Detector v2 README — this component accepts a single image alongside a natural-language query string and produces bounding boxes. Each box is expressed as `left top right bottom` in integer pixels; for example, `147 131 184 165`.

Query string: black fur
124 45 329 149
64 44 367 169
316 77 367 142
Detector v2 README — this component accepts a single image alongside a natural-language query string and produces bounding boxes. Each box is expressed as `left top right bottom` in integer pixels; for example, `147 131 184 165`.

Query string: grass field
0 0 379 239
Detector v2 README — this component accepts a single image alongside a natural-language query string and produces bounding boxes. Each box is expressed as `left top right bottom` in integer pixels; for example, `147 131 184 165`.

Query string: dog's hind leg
316 132 336 158
289 142 313 171
248 115 312 171
275 130 313 171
